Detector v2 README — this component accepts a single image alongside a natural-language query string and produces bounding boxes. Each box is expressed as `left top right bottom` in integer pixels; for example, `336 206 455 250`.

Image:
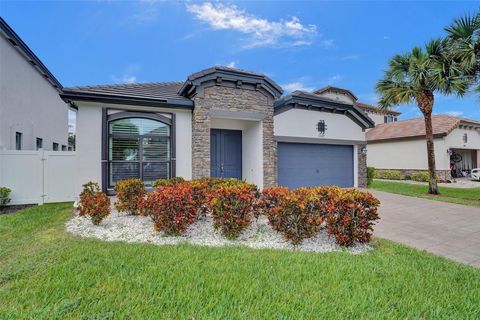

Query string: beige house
367 115 480 179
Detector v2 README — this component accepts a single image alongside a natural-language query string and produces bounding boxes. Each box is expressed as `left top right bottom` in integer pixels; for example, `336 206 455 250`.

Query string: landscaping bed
66 209 371 254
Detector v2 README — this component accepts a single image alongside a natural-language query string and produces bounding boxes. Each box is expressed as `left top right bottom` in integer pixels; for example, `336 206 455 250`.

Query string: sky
2 0 480 124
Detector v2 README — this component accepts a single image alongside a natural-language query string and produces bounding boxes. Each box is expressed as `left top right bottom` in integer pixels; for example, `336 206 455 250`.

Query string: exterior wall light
463 133 468 144
361 147 367 155
447 149 452 156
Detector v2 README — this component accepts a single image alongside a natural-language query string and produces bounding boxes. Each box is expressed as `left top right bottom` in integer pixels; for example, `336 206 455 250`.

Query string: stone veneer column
191 96 211 179
358 144 367 188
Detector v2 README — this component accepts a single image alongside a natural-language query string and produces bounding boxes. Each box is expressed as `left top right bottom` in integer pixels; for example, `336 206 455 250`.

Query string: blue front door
210 129 242 179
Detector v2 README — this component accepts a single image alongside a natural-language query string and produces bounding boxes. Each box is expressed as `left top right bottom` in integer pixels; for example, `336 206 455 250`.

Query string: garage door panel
278 143 354 188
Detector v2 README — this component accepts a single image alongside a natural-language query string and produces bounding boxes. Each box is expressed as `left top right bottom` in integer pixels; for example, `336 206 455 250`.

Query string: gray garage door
278 143 354 189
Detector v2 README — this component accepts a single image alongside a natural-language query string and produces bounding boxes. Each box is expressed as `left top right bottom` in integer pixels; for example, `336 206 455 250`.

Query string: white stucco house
367 115 480 179
0 18 69 151
61 67 379 194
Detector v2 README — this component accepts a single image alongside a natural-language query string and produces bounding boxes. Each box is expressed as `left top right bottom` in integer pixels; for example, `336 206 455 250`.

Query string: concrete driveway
371 190 480 268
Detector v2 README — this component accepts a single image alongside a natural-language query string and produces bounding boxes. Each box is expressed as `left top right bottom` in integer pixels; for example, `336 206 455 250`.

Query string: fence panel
0 150 76 205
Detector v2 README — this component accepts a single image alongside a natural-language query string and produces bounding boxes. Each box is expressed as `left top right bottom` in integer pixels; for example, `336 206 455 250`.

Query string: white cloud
186 2 317 48
112 74 137 84
325 74 343 84
446 110 464 117
321 39 335 48
226 61 237 68
281 82 315 93
383 35 390 40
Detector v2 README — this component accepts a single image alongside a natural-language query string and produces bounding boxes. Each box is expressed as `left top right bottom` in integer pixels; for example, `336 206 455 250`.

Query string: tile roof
366 115 480 141
354 101 401 116
62 81 193 106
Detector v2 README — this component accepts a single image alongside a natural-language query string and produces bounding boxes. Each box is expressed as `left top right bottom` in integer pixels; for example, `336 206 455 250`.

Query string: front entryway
210 129 242 179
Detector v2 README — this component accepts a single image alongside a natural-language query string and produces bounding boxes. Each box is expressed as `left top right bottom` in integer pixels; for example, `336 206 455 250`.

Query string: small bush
151 177 185 188
78 182 111 225
142 182 197 235
208 183 258 240
114 179 145 215
367 167 375 186
0 187 12 207
262 187 326 245
325 189 380 246
375 169 402 180
410 171 430 182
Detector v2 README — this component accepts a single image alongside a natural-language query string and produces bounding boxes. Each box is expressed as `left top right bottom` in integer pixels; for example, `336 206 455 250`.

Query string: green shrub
78 182 111 225
410 171 430 182
152 177 185 188
114 179 145 215
367 167 375 186
375 169 402 180
0 187 11 207
207 183 259 240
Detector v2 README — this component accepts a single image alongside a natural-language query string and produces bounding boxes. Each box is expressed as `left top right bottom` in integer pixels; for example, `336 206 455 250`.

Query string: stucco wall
274 108 366 141
445 127 480 150
363 112 385 127
316 91 355 104
74 101 192 192
367 137 449 170
0 34 68 150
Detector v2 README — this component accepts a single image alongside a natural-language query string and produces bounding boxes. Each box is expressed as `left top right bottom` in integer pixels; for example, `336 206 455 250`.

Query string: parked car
471 168 480 181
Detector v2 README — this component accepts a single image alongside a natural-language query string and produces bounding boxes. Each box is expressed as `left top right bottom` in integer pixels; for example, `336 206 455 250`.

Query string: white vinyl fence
0 149 77 205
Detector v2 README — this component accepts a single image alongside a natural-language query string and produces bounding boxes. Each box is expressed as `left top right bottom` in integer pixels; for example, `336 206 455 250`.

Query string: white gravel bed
66 210 372 254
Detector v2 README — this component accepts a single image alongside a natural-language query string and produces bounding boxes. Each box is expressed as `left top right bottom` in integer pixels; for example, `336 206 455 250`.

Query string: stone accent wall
191 85 277 187
358 144 368 188
398 169 452 181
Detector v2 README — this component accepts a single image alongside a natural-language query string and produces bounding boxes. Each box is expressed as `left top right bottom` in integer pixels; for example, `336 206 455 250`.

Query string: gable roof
313 85 358 101
179 66 283 98
313 86 400 116
274 90 375 130
0 17 63 92
354 101 401 116
61 82 193 108
366 115 480 142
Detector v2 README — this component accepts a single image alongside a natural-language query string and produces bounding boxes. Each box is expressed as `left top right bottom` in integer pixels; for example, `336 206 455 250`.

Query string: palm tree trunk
417 91 439 195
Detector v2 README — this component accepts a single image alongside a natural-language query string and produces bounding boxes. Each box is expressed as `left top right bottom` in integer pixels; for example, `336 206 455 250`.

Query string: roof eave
60 91 194 109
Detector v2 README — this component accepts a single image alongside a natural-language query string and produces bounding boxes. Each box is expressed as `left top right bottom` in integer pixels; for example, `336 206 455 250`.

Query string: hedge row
77 178 380 246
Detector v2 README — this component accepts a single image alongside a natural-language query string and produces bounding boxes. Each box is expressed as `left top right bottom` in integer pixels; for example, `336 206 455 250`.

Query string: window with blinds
108 117 171 187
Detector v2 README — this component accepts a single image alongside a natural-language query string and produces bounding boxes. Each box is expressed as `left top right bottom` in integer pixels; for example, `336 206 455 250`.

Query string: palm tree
445 12 480 92
376 39 471 194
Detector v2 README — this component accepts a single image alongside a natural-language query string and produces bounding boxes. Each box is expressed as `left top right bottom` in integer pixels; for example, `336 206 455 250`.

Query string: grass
1 204 479 319
369 180 480 208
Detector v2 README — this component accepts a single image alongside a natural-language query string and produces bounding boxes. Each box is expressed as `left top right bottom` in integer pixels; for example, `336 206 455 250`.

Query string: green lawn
1 204 479 319
369 180 480 208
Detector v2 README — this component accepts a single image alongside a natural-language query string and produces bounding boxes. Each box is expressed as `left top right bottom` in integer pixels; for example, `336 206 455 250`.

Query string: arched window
108 116 171 187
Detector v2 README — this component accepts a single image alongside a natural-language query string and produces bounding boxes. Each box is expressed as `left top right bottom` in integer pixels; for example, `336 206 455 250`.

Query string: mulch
0 204 37 215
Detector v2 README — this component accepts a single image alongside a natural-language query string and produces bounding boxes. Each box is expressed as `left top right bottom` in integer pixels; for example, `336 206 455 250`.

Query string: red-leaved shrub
208 183 258 239
114 179 145 215
142 182 198 235
324 188 380 246
78 182 111 225
262 187 325 245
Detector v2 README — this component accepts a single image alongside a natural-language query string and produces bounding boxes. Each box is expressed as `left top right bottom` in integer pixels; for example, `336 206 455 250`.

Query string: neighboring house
367 115 480 179
61 66 375 194
0 18 68 151
313 86 400 126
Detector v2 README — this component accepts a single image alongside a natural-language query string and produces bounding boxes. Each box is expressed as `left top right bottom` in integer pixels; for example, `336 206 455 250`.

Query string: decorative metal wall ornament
450 152 463 163
317 120 327 136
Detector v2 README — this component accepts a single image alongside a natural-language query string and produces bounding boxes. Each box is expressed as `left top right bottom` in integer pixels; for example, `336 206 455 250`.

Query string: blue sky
2 1 480 121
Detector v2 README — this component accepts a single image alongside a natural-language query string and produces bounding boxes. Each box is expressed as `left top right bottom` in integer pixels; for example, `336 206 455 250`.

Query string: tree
445 12 480 92
376 39 471 194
